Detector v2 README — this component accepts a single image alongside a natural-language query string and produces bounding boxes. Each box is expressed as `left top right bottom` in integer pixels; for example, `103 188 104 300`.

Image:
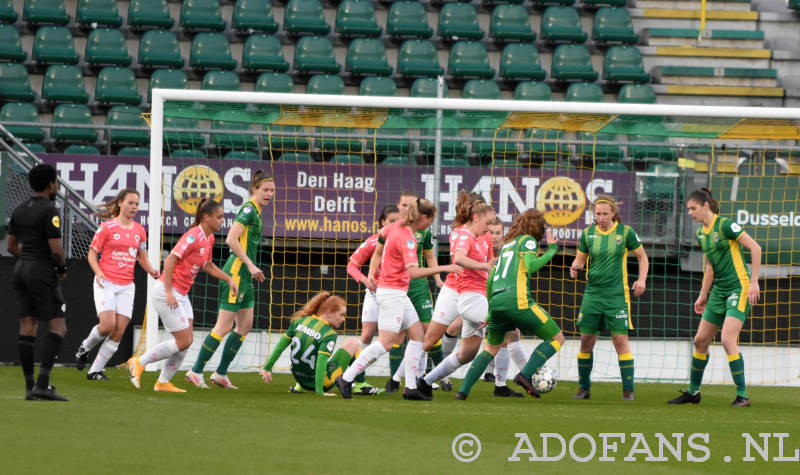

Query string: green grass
1 367 799 474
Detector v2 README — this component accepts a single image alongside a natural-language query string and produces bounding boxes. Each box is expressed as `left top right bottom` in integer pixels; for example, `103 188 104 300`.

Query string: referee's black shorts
12 260 65 320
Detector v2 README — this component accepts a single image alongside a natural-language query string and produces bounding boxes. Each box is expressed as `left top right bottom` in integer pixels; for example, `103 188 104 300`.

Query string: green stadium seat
1 102 45 142
644 162 679 198
382 156 409 165
439 3 483 41
318 127 362 154
582 0 627 7
105 106 149 146
64 144 100 155
118 147 150 156
202 70 241 91
148 68 188 103
284 0 330 36
500 43 546 81
386 1 432 39
490 5 536 42
331 154 364 164
13 143 47 154
514 81 552 101
419 129 467 157
0 0 17 23
306 74 345 95
95 67 141 105
127 0 173 29
372 129 411 156
76 0 122 28
139 30 183 68
565 82 604 102
51 104 98 143
628 135 677 161
448 41 494 79
180 0 226 31
42 65 88 103
24 0 69 26
619 84 656 103
541 6 587 43
524 128 569 162
491 159 524 168
225 150 260 160
266 125 310 153
595 161 628 171
164 116 205 148
359 76 397 96
336 0 381 37
473 128 518 159
593 7 637 44
397 40 443 78
411 77 448 98
541 159 576 169
0 63 35 101
278 152 313 162
603 46 650 83
85 28 132 67
190 33 237 70
551 44 597 81
256 72 294 93
576 131 623 160
294 36 340 74
170 149 207 158
346 38 392 76
32 26 79 64
441 157 471 167
0 24 27 62
462 79 501 100
212 111 258 151
233 0 278 33
241 34 289 72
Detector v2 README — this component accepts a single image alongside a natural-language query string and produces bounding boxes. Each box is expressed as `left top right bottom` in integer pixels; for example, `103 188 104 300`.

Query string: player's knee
720 335 738 352
693 334 710 351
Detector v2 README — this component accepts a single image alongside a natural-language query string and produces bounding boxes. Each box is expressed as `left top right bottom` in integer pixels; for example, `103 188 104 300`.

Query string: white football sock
403 340 423 390
441 333 459 358
392 359 404 382
158 350 187 383
486 358 496 374
342 342 385 382
139 338 180 366
508 341 528 370
81 325 106 351
494 348 510 387
417 352 428 379
424 353 461 385
89 338 119 374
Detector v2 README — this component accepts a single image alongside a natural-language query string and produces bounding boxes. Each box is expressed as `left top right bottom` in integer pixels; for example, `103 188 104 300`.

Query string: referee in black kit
7 164 69 401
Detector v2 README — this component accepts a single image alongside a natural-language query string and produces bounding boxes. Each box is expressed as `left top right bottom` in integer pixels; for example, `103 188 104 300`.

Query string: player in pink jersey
75 189 160 381
127 199 237 392
336 199 461 401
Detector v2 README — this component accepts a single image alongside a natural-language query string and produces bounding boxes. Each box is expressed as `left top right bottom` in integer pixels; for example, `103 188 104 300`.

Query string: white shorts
458 292 488 339
93 279 135 318
361 289 378 324
376 288 418 334
150 280 194 333
431 285 460 326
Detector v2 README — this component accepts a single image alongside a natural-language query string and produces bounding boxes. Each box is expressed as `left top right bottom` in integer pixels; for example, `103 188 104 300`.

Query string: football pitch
1 367 798 474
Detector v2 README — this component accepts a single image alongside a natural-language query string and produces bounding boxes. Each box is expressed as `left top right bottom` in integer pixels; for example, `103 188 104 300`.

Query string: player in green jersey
261 292 361 396
186 171 275 389
456 209 565 400
669 188 761 407
570 195 648 401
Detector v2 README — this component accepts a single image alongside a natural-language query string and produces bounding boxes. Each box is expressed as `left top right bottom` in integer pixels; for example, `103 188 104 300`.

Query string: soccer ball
531 366 558 393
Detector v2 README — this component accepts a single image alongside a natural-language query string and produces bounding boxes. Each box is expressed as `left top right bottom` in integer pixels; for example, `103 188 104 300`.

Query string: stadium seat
225 150 260 160
64 144 100 155
41 64 89 103
603 46 650 83
105 106 149 146
318 127 362 154
277 152 313 162
541 159 576 169
382 156 409 165
336 0 381 37
32 26 79 64
472 128 518 159
139 30 184 68
0 24 26 62
541 6 587 43
592 7 637 44
306 74 345 95
551 44 597 81
438 3 483 41
419 129 467 157
386 1 432 39
233 0 278 33
13 143 47 154
266 125 309 153
397 40 443 78
565 82 604 102
76 0 122 28
619 84 657 103
500 43 546 81
283 0 330 35
628 135 677 161
202 70 241 91
524 128 569 162
0 0 17 23
462 79 501 100
595 160 628 171
359 76 397 96
23 0 69 26
190 33 237 70
0 63 35 101
346 38 392 76
448 41 494 79
576 131 623 160
95 67 141 105
118 147 150 156
241 34 289 72
293 36 340 74
514 81 552 101
491 158 524 168
441 157 471 167
164 116 205 148
1 102 45 142
255 72 294 93
148 68 188 103
212 111 258 151
51 104 98 143
643 162 679 198
372 129 411 156
127 0 173 29
331 154 364 164
85 28 132 67
170 149 207 158
180 0 226 31
583 0 627 7
410 77 448 98
490 5 536 42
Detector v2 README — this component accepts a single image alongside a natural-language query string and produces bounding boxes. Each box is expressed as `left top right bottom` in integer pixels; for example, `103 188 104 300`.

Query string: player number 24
290 337 316 367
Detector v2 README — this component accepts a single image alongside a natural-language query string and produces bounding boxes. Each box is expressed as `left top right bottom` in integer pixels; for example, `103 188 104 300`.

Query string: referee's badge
52 216 60 228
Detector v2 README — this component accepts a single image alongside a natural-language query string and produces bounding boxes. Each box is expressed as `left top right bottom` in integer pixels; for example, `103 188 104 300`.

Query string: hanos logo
536 177 586 226
173 165 225 215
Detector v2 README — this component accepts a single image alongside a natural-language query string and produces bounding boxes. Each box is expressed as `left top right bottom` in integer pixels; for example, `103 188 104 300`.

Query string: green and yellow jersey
696 215 750 294
222 199 263 280
577 222 642 298
487 235 558 311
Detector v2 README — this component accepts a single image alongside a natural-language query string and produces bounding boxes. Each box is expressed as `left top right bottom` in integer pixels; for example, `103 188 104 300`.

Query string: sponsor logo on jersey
243 205 252 214
406 239 415 249
326 341 335 352
113 233 120 240
297 324 322 340
727 293 739 308
134 234 141 242
199 247 205 255
616 309 628 319
452 232 459 239
616 235 622 245
525 240 536 250
128 247 137 257
730 222 741 233
187 235 196 244
713 232 719 243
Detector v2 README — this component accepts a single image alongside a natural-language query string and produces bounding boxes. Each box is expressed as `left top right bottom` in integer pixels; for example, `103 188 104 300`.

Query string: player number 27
493 250 515 281
290 337 316 367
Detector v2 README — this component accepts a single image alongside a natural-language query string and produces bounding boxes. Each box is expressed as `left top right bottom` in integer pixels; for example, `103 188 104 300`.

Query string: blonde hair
406 198 437 226
593 194 622 223
291 292 346 322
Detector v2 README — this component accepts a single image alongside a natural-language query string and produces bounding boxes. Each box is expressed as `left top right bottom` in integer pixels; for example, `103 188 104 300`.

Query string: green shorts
292 348 350 392
702 287 749 326
408 278 433 323
486 302 561 346
219 272 254 312
578 291 632 335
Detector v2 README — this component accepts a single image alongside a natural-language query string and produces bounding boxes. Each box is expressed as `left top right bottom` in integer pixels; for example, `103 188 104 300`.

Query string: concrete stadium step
653 66 778 87
651 84 784 98
643 28 764 48
631 8 758 30
640 45 770 68
633 0 754 12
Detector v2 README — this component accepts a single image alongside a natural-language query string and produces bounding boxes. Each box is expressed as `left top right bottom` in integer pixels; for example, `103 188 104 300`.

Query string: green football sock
619 353 634 391
457 351 494 396
577 352 593 390
728 353 748 398
688 351 708 395
216 332 245 375
389 343 405 377
428 340 444 369
192 331 222 374
521 340 561 379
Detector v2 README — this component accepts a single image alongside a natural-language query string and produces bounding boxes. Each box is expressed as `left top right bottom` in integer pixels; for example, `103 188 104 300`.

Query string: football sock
457 351 494 396
619 352 634 391
216 332 245 375
428 340 444 368
140 338 180 366
388 343 405 377
508 340 528 370
403 340 423 390
192 331 222 374
158 350 187 383
423 353 461 385
36 332 63 389
521 340 561 380
688 351 708 395
728 353 748 398
417 352 428 379
493 347 509 387
577 351 593 390
89 338 119 374
81 325 106 351
441 332 458 358
485 358 496 375
18 335 36 391
392 359 404 383
343 342 385 383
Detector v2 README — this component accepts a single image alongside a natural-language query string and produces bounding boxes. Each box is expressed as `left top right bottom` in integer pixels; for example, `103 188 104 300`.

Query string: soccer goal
143 85 800 386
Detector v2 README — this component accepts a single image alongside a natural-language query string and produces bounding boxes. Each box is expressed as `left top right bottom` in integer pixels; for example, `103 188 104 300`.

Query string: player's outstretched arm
261 334 292 384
